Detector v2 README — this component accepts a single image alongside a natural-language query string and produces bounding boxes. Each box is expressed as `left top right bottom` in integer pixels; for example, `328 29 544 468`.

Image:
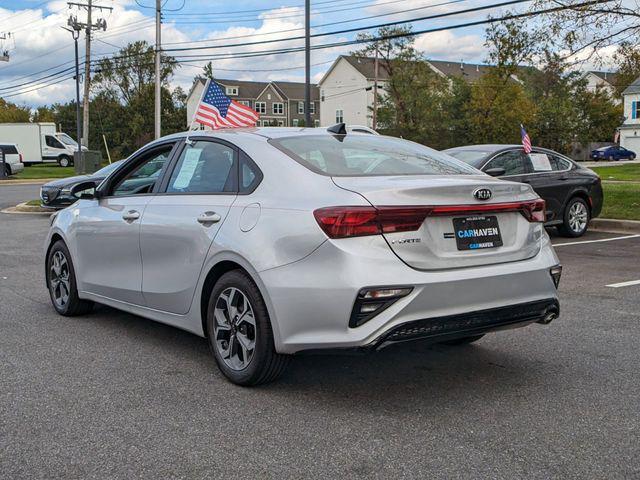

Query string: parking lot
1 184 639 478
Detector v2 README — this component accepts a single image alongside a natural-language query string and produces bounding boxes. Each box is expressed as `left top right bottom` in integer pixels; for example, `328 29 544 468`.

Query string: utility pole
67 2 111 149
0 33 11 62
63 24 83 160
155 0 162 139
304 0 311 128
372 47 379 130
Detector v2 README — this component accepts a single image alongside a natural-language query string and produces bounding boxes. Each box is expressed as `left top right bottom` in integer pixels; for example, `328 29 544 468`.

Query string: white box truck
0 122 85 167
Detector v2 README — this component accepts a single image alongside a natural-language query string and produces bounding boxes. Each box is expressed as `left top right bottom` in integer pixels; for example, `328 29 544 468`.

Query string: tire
557 197 590 238
631 154 636 160
58 155 72 167
441 334 485 346
46 240 94 316
4 164 10 177
206 270 290 386
608 155 614 162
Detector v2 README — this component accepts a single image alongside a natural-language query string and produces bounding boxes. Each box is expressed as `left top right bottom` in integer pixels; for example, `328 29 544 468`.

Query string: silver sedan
45 127 561 385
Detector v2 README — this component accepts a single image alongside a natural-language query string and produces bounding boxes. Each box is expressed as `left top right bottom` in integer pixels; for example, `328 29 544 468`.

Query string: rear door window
0 145 18 155
166 141 237 194
549 154 571 171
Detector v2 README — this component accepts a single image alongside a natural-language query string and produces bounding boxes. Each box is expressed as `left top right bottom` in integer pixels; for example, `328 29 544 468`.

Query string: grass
600 182 640 221
591 164 640 182
25 199 42 206
13 164 75 180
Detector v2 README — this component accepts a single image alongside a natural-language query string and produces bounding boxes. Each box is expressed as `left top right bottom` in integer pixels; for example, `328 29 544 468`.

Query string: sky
0 0 615 107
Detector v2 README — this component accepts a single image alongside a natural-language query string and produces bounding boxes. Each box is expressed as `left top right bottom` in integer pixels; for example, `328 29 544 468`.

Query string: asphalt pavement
1 194 639 478
0 183 42 209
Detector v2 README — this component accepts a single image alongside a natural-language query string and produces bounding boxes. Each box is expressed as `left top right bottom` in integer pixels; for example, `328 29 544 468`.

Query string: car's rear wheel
206 270 290 386
4 164 10 177
47 240 94 316
58 155 72 167
631 154 636 160
441 334 485 346
608 155 614 161
558 197 590 238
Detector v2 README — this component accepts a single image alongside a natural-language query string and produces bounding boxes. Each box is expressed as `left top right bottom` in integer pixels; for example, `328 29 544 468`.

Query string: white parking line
552 234 640 247
606 279 640 288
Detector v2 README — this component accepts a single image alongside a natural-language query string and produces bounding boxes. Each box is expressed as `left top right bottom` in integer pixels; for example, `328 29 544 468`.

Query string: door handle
197 211 222 225
122 210 140 222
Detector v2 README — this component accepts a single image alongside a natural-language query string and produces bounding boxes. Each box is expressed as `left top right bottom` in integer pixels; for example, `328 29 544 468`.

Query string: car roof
159 127 376 143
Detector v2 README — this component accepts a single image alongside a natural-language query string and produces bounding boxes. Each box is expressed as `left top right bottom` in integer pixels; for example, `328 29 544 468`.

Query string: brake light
314 200 546 239
19 153 23 163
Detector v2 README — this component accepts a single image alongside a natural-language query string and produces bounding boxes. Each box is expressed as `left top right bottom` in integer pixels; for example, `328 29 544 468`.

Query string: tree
613 42 640 94
0 98 30 122
574 84 623 144
533 0 640 67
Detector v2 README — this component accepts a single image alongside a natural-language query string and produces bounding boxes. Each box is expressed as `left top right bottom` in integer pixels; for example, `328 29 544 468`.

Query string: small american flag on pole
520 124 532 154
193 79 259 129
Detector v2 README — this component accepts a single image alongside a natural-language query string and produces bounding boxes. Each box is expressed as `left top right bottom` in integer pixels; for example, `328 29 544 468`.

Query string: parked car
40 160 125 209
444 145 603 237
590 145 636 161
0 143 25 176
45 128 561 385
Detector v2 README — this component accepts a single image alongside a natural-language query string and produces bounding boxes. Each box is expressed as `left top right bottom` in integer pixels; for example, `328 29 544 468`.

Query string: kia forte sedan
45 127 561 385
445 145 603 237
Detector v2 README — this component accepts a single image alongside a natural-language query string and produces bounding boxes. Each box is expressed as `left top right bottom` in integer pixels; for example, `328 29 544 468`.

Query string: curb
591 218 640 234
1 202 53 216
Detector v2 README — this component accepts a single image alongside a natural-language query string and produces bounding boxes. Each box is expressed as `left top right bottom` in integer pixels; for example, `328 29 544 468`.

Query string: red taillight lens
314 200 546 239
313 207 380 238
19 154 23 163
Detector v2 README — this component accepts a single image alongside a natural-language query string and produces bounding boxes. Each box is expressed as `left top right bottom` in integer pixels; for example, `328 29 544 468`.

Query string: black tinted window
486 151 531 176
45 136 64 149
167 141 237 194
549 154 571 171
0 145 18 154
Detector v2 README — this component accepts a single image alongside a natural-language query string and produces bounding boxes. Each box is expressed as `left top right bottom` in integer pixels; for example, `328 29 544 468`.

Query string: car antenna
327 123 347 135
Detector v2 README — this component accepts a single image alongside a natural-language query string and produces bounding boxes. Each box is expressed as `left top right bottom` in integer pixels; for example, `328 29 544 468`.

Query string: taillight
19 153 23 163
314 200 546 239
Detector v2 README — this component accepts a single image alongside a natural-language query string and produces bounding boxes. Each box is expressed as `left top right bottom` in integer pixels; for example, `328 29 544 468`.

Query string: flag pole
187 78 210 143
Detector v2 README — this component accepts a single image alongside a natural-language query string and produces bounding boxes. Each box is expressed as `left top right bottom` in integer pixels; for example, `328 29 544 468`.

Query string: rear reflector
314 199 546 239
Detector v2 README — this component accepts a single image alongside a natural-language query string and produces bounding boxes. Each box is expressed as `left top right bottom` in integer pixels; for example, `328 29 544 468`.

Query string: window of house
273 102 284 115
238 100 250 107
225 86 238 96
336 109 344 123
255 102 266 114
633 101 639 120
293 119 299 127
309 102 315 114
298 101 304 114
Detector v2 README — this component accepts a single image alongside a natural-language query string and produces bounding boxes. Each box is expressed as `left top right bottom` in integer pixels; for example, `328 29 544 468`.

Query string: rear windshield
269 135 479 176
445 149 489 166
0 145 18 155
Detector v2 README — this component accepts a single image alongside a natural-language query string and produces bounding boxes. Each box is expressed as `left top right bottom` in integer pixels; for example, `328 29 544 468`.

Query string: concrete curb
591 218 640 234
1 202 53 215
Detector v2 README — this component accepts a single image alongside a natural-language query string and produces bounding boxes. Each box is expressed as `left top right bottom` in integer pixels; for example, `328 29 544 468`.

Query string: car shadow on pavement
89 304 556 407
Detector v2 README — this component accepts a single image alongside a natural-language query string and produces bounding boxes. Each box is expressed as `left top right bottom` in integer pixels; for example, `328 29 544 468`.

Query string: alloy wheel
213 287 256 371
49 250 71 308
568 201 588 234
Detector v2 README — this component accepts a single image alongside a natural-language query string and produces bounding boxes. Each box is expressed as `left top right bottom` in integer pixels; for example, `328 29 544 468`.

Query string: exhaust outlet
537 307 559 325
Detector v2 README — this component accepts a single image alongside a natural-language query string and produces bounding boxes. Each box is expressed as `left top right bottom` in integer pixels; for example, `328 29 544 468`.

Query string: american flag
520 124 532 154
193 79 259 129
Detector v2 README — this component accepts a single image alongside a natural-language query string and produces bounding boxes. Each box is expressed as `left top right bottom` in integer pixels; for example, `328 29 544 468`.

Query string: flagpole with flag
521 124 532 154
192 78 260 130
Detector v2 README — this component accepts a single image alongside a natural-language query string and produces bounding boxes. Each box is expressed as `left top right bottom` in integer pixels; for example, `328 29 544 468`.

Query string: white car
0 143 25 176
45 126 561 385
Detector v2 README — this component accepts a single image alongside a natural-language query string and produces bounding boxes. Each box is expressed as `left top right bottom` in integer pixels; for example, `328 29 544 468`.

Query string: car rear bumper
8 162 24 174
260 233 560 354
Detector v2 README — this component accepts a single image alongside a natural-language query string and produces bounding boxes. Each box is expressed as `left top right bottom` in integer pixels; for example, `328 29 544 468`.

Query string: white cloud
414 30 485 62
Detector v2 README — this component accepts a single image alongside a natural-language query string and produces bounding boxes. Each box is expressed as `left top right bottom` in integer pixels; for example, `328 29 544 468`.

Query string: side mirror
485 167 506 177
70 180 99 200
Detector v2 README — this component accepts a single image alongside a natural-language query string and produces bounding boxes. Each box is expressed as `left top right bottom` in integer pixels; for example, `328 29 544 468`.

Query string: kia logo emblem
474 188 492 201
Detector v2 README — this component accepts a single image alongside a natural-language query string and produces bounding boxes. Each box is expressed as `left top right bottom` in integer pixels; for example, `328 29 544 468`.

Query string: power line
1 0 609 99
